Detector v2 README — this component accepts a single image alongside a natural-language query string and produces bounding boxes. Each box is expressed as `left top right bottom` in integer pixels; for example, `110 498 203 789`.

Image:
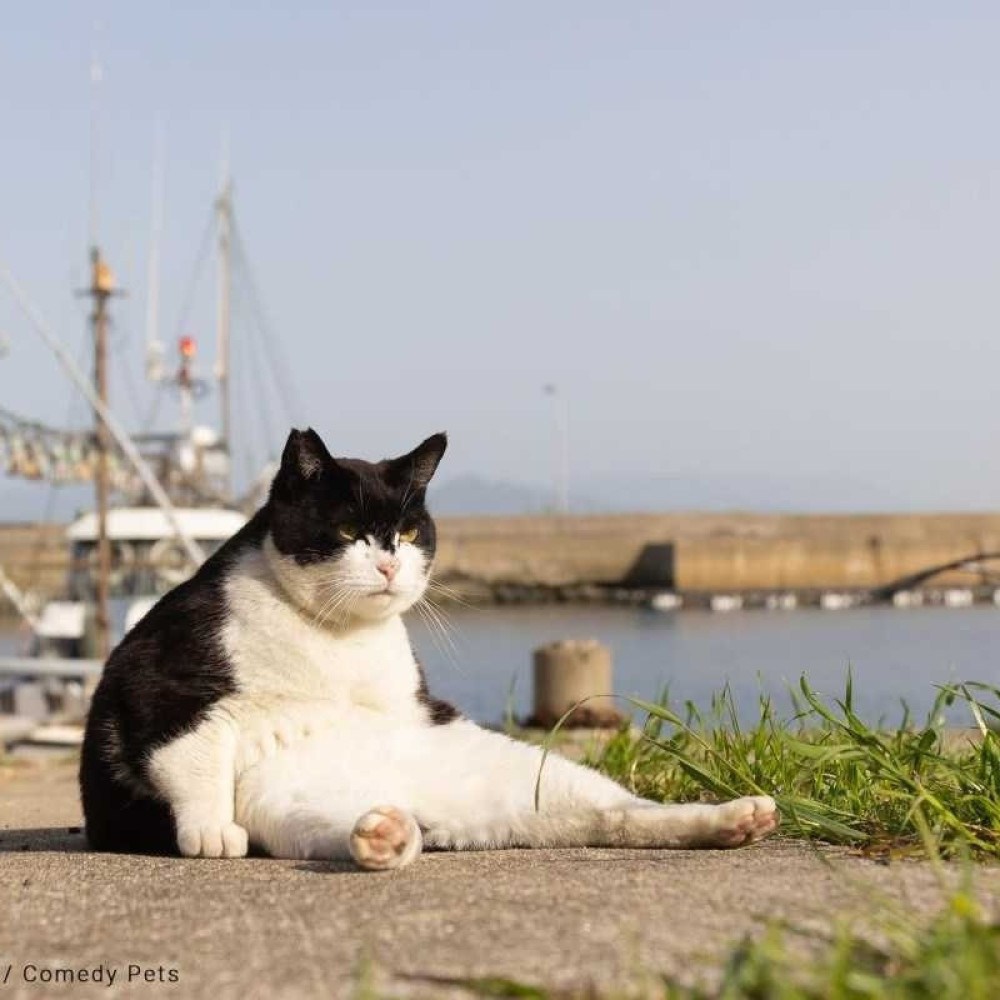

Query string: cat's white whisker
414 595 461 668
421 592 457 633
413 600 449 661
311 582 350 625
315 583 364 629
311 573 365 625
426 580 478 610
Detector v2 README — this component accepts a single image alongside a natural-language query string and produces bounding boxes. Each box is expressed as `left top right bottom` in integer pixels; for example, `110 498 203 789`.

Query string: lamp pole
543 383 569 514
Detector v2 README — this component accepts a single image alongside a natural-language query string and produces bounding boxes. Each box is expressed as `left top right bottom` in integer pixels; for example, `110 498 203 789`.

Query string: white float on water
764 593 797 611
820 592 856 611
943 588 974 608
709 594 743 613
648 592 682 612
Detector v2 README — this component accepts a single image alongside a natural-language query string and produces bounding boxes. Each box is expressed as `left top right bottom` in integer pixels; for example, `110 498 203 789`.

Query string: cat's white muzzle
263 534 428 625
350 585 423 621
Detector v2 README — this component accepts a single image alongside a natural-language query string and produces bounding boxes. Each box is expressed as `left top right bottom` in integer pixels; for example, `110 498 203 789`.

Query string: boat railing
0 657 101 679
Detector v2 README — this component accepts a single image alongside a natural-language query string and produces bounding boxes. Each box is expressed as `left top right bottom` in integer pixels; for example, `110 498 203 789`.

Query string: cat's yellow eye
337 524 359 542
398 527 419 544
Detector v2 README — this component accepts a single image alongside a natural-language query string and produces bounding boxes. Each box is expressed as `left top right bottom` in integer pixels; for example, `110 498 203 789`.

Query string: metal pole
543 384 569 514
557 392 569 514
216 176 232 499
90 247 112 661
88 53 102 251
144 124 165 383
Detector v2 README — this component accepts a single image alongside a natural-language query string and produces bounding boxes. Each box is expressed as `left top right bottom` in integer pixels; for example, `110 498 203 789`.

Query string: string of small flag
0 407 132 487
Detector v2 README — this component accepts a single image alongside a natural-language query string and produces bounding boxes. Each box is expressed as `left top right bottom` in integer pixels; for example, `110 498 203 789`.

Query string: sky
2 2 1000 517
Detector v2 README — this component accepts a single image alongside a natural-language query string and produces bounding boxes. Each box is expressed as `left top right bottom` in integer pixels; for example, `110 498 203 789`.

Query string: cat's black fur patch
80 429 456 855
270 429 445 566
413 646 461 725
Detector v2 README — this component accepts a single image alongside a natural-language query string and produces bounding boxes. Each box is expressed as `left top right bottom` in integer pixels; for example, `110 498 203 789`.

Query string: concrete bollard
528 639 623 729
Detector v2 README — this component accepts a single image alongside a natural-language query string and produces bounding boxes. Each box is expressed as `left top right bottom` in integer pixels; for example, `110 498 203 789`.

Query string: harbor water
410 603 1000 726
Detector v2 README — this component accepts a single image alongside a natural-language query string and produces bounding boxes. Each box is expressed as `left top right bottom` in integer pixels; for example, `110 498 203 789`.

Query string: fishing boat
0 165 291 738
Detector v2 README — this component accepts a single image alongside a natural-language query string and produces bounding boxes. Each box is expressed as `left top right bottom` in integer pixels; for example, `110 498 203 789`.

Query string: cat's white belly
233 714 444 857
235 713 425 819
231 715 640 858
234 716 514 813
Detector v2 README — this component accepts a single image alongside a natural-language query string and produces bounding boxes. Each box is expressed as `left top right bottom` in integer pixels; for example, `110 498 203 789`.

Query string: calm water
410 604 1000 725
4 605 999 725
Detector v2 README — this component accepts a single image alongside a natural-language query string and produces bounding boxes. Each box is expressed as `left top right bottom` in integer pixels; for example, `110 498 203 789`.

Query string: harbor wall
433 512 1000 593
3 513 1000 606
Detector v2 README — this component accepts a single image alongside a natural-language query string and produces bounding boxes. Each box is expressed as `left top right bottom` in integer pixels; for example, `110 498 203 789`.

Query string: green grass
678 889 1000 1000
587 676 1000 860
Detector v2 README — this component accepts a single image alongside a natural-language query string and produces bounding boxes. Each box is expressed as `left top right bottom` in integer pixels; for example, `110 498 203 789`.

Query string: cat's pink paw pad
349 806 422 871
712 796 779 847
176 821 248 859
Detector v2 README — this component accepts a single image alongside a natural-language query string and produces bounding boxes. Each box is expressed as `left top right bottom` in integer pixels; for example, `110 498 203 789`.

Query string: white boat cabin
66 506 246 602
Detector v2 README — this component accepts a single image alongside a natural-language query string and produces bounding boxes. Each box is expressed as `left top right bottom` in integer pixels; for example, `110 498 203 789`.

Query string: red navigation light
179 336 196 358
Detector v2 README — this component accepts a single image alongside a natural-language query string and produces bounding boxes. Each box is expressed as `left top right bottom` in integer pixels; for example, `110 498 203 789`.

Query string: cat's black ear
389 432 448 491
278 428 333 482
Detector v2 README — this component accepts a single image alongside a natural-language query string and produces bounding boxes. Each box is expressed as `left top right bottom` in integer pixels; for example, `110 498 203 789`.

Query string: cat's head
265 427 447 624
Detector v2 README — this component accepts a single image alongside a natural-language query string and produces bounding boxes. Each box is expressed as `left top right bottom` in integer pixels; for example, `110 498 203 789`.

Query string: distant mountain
429 470 954 516
429 475 552 516
574 473 888 514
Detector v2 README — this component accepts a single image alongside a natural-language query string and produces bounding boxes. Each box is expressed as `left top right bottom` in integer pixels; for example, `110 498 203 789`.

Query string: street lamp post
543 383 569 514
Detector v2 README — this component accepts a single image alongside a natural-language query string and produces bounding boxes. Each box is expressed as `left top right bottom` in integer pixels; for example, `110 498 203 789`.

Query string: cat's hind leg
411 720 779 851
421 794 778 851
702 796 779 847
588 796 779 849
234 741 423 870
237 785 423 870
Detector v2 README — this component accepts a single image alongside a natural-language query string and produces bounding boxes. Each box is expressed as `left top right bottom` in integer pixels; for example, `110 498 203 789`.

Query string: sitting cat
80 428 777 868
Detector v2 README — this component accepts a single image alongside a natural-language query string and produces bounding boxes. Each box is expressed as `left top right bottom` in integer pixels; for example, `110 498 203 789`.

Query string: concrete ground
2 757 998 1000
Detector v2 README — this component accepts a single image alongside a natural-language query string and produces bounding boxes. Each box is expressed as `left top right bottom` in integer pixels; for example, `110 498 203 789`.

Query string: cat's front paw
176 821 249 859
349 806 422 871
710 796 779 848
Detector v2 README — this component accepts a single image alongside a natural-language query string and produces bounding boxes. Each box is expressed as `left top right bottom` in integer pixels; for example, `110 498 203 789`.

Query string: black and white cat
80 428 777 869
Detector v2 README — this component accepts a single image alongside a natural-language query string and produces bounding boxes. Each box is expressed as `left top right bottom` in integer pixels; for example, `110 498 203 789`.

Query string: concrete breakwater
433 512 1000 599
3 512 1000 607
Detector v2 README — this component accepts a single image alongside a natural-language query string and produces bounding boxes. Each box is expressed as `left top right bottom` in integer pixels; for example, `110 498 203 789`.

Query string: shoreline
5 510 1000 614
2 580 999 624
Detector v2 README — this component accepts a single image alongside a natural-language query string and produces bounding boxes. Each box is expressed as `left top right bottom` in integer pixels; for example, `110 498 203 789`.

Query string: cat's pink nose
376 558 399 583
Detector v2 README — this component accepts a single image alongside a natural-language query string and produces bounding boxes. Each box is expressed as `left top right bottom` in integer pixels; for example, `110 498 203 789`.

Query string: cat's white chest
220 550 423 719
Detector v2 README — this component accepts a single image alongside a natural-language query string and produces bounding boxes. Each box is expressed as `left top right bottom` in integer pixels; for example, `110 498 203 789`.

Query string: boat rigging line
229 215 299 429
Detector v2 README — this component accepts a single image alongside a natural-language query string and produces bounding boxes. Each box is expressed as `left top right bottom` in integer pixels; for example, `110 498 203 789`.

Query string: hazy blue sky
2 3 1000 516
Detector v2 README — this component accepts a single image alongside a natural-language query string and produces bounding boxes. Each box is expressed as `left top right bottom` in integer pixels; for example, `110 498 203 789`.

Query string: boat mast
85 248 117 661
215 146 233 500
144 126 165 385
82 50 115 661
